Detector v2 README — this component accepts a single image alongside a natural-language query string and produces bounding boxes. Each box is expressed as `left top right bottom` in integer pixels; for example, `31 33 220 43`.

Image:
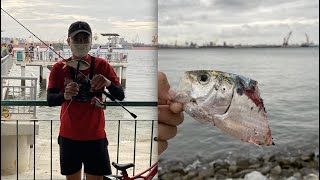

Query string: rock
301 153 314 161
258 163 273 175
228 165 238 174
244 171 267 180
215 168 228 176
268 154 277 162
281 169 295 177
300 167 314 176
279 157 296 168
248 163 261 169
182 170 198 180
293 172 302 179
270 165 282 175
237 159 250 170
233 169 255 178
214 173 227 180
285 177 298 180
161 172 184 180
170 163 185 173
303 173 319 180
198 168 215 179
211 159 230 170
173 176 183 180
262 154 272 162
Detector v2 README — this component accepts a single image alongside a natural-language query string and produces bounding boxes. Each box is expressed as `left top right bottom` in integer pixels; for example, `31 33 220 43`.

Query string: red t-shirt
48 55 121 141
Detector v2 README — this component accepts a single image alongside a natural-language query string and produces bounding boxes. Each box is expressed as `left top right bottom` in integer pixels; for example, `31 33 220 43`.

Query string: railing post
33 78 37 119
21 64 26 90
1 77 3 115
121 66 127 88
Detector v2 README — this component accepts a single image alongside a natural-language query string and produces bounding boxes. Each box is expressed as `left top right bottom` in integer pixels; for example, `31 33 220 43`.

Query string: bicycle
104 162 158 180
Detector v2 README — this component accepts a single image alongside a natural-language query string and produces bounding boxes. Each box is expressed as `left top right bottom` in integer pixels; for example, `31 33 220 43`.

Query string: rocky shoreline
159 152 319 180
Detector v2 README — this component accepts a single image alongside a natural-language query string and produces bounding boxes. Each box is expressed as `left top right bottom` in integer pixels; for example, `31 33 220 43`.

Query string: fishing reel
73 81 93 102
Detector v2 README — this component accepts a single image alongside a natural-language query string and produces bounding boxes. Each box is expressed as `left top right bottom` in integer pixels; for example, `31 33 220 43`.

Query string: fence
1 75 38 118
1 100 157 180
14 50 128 63
1 54 14 76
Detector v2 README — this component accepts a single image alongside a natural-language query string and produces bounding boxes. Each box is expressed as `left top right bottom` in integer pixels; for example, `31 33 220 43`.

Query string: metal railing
1 54 14 76
1 100 157 180
14 50 128 63
1 76 38 118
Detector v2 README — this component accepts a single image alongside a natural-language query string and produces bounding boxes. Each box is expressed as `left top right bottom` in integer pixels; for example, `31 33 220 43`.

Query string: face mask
70 43 91 57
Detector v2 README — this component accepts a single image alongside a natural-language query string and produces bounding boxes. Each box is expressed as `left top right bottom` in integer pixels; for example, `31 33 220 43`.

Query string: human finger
90 74 99 87
158 140 168 155
158 105 184 126
169 102 184 113
66 85 79 93
158 123 177 140
158 72 172 101
93 79 106 90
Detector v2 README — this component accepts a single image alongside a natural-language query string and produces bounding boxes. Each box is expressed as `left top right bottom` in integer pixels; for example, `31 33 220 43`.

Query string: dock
13 50 129 88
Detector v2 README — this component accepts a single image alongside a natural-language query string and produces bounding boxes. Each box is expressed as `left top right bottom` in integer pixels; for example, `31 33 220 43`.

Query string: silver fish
173 70 274 146
62 59 90 70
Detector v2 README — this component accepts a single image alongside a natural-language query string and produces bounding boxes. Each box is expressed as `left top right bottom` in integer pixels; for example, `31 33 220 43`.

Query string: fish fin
253 143 263 150
247 138 263 149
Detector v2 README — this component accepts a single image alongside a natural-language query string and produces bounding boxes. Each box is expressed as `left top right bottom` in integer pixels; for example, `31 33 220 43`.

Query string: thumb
158 72 173 101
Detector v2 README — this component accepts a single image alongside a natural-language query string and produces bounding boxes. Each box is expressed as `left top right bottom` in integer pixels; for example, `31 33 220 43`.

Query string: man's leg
83 138 112 180
58 136 83 180
85 173 103 180
66 170 82 180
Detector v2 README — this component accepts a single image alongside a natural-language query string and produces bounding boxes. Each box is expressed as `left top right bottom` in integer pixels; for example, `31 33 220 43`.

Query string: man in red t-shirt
47 21 124 180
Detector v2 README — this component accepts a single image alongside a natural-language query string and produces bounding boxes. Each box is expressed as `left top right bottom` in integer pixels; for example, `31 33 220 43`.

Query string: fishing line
1 8 66 60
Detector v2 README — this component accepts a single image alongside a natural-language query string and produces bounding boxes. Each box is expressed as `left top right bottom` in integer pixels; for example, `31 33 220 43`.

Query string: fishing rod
1 8 65 61
1 7 137 119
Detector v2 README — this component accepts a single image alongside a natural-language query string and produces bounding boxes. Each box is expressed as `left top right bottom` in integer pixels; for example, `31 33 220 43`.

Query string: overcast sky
159 0 319 45
1 0 157 44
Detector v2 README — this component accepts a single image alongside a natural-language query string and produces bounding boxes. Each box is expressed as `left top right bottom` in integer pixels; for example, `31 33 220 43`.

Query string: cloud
159 0 319 45
1 0 156 44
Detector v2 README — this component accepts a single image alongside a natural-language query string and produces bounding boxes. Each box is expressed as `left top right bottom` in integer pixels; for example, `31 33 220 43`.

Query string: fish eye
198 74 209 84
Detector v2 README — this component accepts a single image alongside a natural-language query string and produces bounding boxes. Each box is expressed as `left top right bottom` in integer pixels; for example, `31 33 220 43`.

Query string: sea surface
158 48 319 167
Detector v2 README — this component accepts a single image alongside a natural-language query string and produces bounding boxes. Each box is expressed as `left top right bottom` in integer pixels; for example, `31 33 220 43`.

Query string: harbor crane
301 33 315 47
152 35 158 45
283 31 292 47
305 33 309 44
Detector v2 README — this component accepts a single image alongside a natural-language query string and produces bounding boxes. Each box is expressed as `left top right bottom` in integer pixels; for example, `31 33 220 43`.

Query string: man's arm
106 82 125 101
47 88 65 106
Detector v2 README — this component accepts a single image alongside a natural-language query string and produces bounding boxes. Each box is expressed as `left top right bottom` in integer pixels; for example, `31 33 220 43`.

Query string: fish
173 70 274 146
62 59 90 70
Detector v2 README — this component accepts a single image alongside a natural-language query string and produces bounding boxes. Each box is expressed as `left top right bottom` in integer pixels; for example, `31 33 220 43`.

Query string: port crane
283 31 292 47
305 33 309 44
152 35 158 45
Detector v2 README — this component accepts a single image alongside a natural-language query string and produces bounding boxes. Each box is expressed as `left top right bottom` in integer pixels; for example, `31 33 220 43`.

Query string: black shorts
58 136 112 176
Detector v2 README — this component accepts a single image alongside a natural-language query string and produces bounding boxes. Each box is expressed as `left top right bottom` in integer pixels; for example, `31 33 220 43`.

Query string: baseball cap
68 21 92 37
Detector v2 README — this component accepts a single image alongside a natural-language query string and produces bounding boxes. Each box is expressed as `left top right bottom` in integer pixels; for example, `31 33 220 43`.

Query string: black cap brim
69 30 92 37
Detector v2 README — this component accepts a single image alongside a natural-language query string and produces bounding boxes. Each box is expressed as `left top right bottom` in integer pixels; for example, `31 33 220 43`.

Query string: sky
1 0 157 44
159 0 319 46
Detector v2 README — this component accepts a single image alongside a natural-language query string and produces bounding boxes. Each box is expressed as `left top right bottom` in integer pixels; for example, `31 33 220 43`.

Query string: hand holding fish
173 70 274 147
64 82 79 100
91 74 111 90
158 72 184 155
